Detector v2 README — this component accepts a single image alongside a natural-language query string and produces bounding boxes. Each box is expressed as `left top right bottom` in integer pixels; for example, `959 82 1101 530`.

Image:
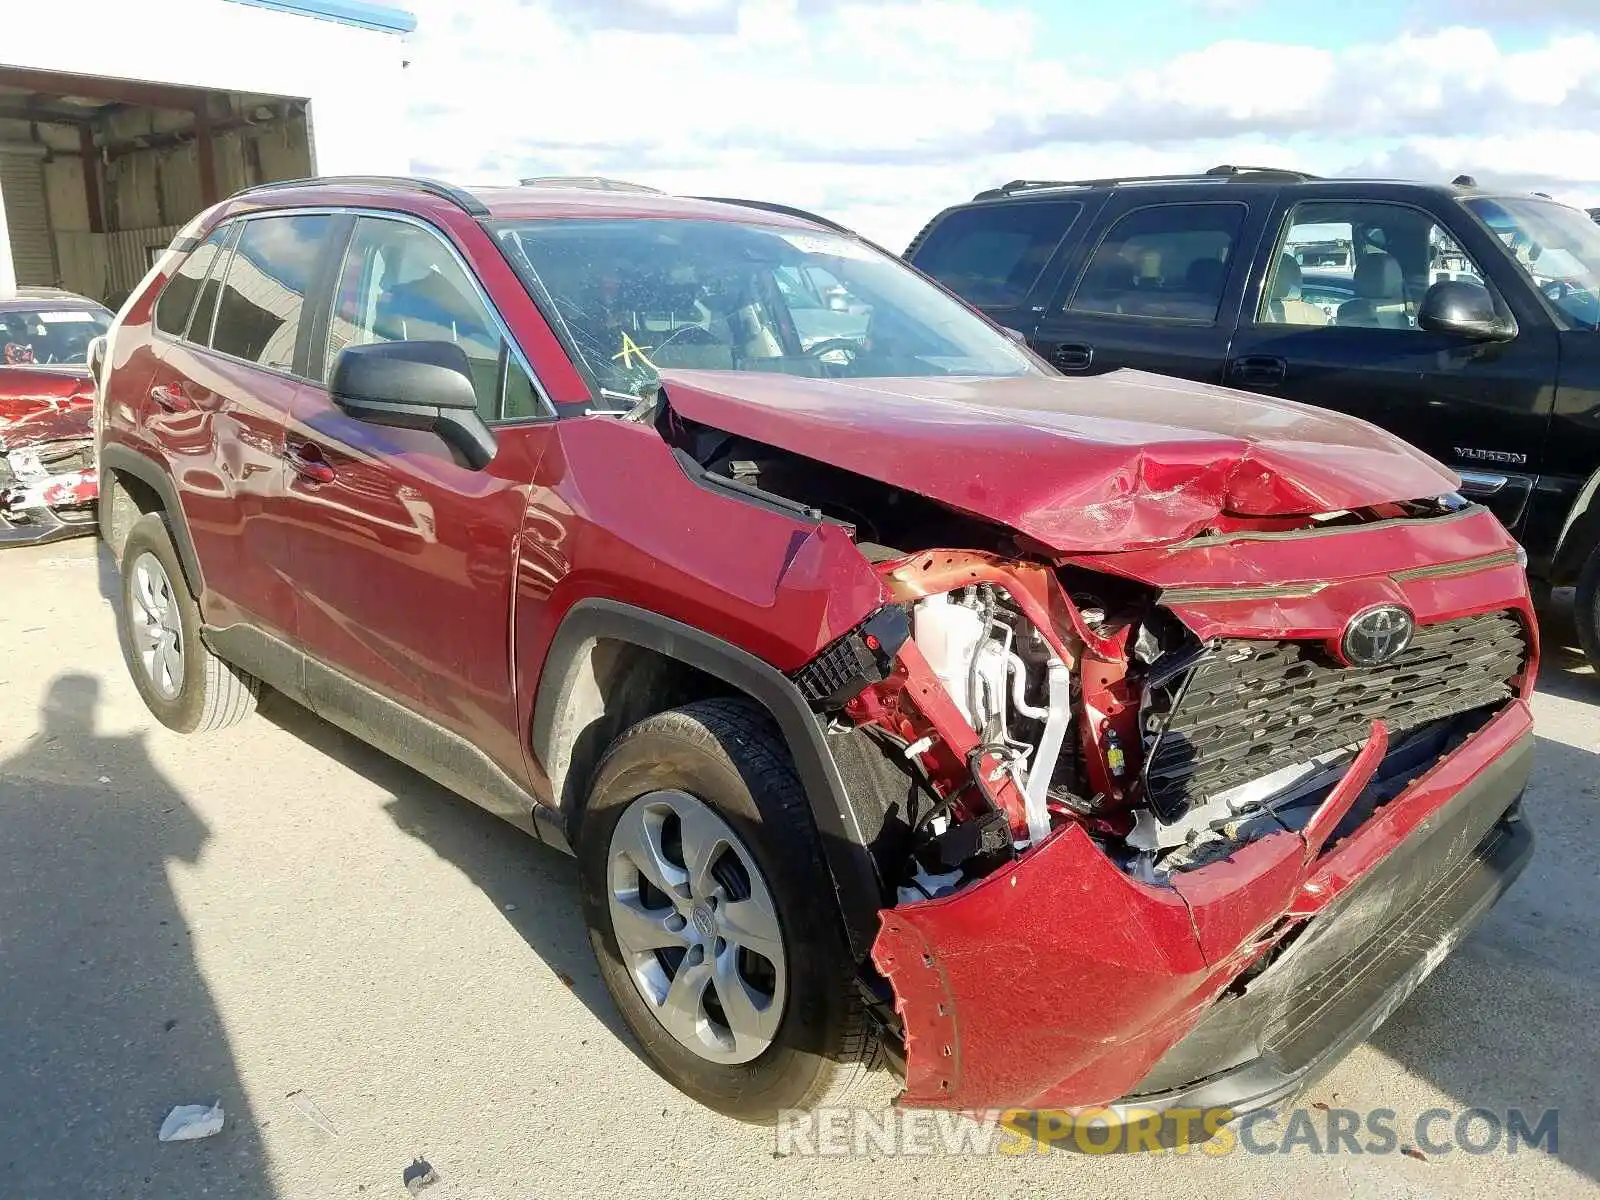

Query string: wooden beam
79 124 104 234
0 66 209 112
0 104 92 127
194 104 218 207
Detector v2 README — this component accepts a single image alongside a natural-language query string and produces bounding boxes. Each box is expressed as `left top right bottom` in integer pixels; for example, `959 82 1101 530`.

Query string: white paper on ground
158 1101 224 1142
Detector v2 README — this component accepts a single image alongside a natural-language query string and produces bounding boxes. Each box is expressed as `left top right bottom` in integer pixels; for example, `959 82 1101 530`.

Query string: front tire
119 513 259 733
1576 543 1600 675
577 698 880 1123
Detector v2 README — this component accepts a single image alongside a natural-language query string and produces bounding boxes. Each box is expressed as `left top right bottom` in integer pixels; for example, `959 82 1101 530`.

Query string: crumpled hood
656 368 1461 552
0 367 94 452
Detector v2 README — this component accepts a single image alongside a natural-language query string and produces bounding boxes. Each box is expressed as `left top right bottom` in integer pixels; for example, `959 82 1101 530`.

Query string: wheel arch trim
530 597 887 960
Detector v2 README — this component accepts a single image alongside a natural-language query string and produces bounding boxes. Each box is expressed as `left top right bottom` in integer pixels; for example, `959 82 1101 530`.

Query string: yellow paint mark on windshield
612 331 658 371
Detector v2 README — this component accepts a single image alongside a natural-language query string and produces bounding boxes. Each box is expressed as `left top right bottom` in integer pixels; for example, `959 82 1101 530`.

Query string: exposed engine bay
660 399 1530 907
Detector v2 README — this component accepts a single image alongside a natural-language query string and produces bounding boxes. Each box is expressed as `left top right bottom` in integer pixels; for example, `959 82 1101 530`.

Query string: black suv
905 166 1600 669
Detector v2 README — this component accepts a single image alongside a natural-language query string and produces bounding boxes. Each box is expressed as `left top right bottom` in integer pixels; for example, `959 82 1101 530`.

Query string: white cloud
403 1 1600 247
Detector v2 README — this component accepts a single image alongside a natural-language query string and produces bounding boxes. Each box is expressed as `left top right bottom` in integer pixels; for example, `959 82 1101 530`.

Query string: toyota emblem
1340 605 1416 667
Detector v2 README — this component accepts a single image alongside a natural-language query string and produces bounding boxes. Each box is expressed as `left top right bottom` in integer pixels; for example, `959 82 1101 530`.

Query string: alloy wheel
606 789 787 1065
129 551 184 701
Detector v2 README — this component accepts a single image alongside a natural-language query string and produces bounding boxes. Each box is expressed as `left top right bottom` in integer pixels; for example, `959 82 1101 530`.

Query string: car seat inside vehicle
1337 252 1412 328
1264 254 1329 325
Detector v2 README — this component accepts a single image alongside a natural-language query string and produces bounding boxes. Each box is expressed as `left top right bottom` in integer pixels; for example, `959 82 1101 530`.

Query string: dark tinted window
154 226 229 337
1069 203 1246 322
912 201 1082 308
209 215 335 371
187 223 240 347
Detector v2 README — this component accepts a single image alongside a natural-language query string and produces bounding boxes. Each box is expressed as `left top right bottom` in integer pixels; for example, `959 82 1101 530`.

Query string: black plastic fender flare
1551 464 1600 588
99 442 205 596
530 597 887 960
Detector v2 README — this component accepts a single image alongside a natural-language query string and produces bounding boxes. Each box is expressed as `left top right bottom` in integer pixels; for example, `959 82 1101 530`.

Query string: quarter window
1069 203 1246 323
186 222 241 347
210 215 335 370
1259 201 1488 329
154 225 230 338
325 218 508 420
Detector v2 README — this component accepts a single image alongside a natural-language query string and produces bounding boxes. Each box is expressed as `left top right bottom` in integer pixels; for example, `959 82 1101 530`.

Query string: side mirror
329 340 497 469
86 334 107 386
1417 280 1515 342
999 325 1029 345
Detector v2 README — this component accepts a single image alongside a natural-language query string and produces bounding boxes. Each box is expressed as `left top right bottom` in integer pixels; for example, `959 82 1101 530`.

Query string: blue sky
403 0 1600 246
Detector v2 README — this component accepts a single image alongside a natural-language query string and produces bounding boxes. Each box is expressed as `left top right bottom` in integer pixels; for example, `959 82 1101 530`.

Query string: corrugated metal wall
16 113 312 306
2 152 59 286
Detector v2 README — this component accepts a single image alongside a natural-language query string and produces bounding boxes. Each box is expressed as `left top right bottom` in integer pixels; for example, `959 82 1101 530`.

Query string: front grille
1144 611 1527 821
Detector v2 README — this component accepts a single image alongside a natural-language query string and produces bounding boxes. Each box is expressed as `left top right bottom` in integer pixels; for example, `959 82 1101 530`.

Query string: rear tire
119 513 259 733
1576 543 1600 675
577 698 880 1123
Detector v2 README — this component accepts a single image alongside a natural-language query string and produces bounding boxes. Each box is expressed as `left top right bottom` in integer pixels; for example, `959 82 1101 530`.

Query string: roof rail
1204 164 1318 180
693 196 855 235
519 176 663 193
972 164 1317 200
231 175 489 216
693 196 907 262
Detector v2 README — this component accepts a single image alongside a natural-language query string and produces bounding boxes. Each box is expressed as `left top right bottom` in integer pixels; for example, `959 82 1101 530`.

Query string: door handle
149 383 186 412
1456 469 1509 496
1051 343 1094 372
1230 355 1288 387
286 442 336 485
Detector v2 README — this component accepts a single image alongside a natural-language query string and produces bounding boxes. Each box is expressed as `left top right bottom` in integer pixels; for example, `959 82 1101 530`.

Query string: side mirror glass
329 340 497 469
1417 280 1515 342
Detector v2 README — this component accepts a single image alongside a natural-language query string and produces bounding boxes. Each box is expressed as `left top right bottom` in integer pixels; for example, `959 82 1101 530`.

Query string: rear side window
209 215 336 372
1069 203 1246 323
912 201 1082 308
154 227 230 337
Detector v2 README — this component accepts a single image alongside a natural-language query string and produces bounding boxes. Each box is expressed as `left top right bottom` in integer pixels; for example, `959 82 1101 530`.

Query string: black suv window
1069 202 1246 323
154 225 231 338
1259 201 1488 329
210 215 336 372
913 201 1082 308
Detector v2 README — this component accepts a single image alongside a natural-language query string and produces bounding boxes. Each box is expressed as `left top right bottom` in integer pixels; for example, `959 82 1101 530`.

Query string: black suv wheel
577 698 880 1123
1576 543 1600 676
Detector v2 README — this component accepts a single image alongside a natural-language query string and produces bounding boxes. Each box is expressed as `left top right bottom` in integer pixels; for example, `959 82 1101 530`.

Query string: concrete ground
0 536 1596 1199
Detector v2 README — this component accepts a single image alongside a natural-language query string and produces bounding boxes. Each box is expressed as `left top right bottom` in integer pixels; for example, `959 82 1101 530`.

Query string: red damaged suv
0 288 111 545
95 176 1536 1131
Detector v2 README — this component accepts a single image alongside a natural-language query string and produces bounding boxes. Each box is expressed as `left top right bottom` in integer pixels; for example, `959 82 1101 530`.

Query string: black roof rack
693 196 908 262
231 174 489 216
519 175 663 194
693 196 855 235
972 164 1318 201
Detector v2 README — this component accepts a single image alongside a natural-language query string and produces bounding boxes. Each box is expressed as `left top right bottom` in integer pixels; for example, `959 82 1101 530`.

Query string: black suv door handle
1051 343 1094 372
1230 355 1287 387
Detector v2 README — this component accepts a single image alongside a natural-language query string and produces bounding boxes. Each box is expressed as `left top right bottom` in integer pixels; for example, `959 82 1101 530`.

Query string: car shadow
0 673 275 1198
1533 588 1595 701
254 693 628 1044
1364 729 1600 1181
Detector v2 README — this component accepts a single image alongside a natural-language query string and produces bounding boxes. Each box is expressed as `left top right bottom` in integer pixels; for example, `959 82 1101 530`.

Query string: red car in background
0 288 112 546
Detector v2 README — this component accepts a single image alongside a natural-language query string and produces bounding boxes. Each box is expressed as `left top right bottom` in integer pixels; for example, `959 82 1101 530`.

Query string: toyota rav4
95 175 1536 1132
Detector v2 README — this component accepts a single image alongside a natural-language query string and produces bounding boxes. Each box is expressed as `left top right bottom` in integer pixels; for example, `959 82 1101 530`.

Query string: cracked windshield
493 218 1033 405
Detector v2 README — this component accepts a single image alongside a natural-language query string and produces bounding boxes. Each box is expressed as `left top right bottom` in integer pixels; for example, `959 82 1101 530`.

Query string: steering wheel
803 338 862 364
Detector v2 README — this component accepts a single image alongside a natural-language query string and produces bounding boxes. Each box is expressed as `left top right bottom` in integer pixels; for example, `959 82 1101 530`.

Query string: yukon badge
1340 604 1416 668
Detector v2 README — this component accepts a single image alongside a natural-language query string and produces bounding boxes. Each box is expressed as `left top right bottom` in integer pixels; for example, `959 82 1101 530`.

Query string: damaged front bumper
0 458 99 546
872 698 1535 1125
